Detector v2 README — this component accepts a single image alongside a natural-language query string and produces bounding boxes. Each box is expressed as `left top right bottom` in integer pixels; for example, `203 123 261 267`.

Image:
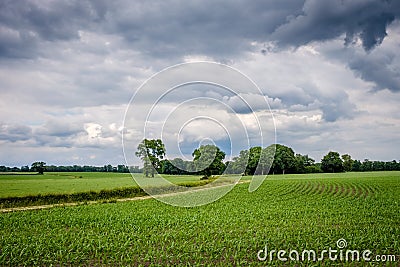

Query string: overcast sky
1 0 399 167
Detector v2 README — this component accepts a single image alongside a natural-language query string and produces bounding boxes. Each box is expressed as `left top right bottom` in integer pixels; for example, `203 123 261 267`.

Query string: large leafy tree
362 159 372 171
170 158 189 174
161 158 191 175
271 144 295 174
341 154 354 172
135 139 166 177
31 162 46 175
246 146 262 175
192 144 226 178
259 145 275 175
295 154 315 173
351 160 362 171
230 149 249 175
321 151 344 173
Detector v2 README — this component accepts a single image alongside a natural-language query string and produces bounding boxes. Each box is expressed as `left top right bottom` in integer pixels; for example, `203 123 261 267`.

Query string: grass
0 171 393 198
0 172 208 198
0 173 223 208
0 171 399 265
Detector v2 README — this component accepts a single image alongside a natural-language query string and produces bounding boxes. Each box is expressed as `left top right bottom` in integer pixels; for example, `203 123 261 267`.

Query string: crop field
0 171 399 266
0 172 207 198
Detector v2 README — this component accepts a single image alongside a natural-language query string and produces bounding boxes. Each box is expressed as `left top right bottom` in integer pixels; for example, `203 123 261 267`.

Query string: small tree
31 162 46 175
135 139 166 177
321 151 344 173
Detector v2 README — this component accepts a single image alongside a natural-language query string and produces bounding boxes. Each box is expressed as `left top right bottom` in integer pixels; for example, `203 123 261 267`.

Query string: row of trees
135 139 400 177
2 140 398 176
135 140 325 177
0 163 141 174
0 162 48 174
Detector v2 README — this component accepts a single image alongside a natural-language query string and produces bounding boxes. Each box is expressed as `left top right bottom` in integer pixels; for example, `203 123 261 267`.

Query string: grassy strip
0 179 217 209
0 187 146 209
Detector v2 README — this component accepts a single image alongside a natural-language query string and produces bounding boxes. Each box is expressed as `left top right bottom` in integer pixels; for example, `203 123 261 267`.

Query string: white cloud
84 123 102 139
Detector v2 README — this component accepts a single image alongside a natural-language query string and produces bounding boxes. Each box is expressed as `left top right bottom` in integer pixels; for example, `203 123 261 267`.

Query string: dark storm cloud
319 99 357 122
266 0 400 93
0 123 32 142
35 120 82 137
349 52 400 92
1 0 398 97
104 0 304 59
270 0 400 51
1 0 398 59
268 82 358 122
0 121 82 147
0 0 106 58
284 93 357 122
0 0 305 59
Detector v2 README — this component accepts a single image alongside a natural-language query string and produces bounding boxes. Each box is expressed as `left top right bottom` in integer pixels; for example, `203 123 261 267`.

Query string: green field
0 171 399 266
0 172 209 198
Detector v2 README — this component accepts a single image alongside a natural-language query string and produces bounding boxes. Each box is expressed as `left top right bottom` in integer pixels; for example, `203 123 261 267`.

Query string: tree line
135 139 400 177
0 163 141 174
1 139 399 175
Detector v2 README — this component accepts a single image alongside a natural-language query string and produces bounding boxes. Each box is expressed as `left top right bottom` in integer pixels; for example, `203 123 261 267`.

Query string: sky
0 0 400 167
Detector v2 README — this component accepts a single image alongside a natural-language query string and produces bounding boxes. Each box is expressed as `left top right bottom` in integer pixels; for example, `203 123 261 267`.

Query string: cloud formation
270 0 400 51
3 0 398 58
0 0 399 165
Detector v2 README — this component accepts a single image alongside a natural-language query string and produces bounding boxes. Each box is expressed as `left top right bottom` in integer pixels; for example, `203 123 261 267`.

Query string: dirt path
1 180 251 213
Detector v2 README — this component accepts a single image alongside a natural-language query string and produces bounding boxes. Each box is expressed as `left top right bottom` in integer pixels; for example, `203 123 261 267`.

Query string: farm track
0 180 251 213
